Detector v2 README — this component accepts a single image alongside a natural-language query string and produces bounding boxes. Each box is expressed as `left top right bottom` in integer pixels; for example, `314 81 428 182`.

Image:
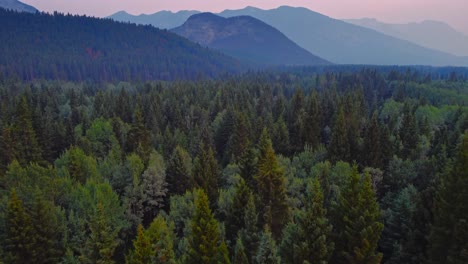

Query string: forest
0 68 467 264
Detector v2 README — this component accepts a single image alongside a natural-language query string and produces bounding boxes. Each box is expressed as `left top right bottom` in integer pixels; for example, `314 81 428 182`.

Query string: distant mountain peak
0 0 38 13
172 12 329 66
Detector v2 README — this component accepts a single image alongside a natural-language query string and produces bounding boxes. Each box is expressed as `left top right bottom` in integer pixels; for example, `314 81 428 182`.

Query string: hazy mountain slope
0 9 242 81
344 18 468 57
109 10 200 29
0 0 37 13
219 6 468 66
172 13 330 66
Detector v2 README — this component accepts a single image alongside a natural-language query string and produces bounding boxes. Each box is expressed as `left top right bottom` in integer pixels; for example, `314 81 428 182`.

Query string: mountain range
110 10 200 29
0 0 37 13
110 6 468 66
0 9 242 81
345 18 468 57
171 13 329 66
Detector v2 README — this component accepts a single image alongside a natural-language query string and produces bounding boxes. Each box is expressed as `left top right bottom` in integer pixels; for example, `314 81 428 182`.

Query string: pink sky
22 0 468 34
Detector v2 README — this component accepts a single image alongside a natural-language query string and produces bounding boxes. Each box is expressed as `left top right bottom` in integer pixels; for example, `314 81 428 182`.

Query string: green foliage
255 229 281 264
145 216 176 264
332 166 384 264
280 179 334 264
193 144 219 209
429 133 468 264
329 107 350 163
186 189 229 264
233 237 249 264
255 128 289 238
126 225 153 264
166 146 192 195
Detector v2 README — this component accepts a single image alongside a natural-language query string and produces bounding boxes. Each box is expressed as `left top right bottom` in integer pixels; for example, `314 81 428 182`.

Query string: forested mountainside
0 0 37 13
0 9 242 82
0 69 466 263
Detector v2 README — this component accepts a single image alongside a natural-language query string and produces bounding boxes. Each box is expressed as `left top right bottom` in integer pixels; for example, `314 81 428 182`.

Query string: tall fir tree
429 133 468 264
186 189 230 264
255 228 281 264
332 167 383 264
225 178 253 243
255 128 289 239
233 237 249 264
166 146 192 195
145 215 176 264
280 179 334 264
126 224 153 264
193 144 219 209
4 189 35 263
329 106 350 163
303 91 322 149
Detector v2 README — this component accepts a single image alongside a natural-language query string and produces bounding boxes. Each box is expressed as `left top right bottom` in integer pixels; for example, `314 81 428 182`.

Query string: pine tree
332 166 383 264
12 95 42 166
329 107 350 163
166 146 192 195
126 224 153 264
363 112 383 168
186 189 230 264
30 192 64 263
126 106 152 163
303 91 322 149
238 192 259 264
233 238 249 264
4 189 35 263
399 104 418 159
429 133 468 264
81 203 119 264
145 215 176 264
193 144 219 209
229 112 251 162
141 152 168 225
255 128 289 239
255 228 281 264
280 179 334 264
238 146 258 191
225 178 253 243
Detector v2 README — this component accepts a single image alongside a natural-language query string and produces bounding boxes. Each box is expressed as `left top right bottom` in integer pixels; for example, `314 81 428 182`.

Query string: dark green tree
126 224 153 264
4 189 34 263
233 237 249 264
429 133 468 264
255 128 289 239
193 144 219 209
332 167 383 264
255 228 281 264
280 179 334 264
186 189 230 264
166 146 192 195
329 107 350 163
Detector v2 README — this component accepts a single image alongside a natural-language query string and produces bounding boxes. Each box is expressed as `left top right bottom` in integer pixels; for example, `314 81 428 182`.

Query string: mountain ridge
0 0 37 13
344 17 468 57
171 12 330 66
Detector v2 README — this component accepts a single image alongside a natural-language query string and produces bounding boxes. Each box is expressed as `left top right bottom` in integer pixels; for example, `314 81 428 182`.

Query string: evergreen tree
225 178 253 243
193 144 219 209
126 225 153 264
303 91 322 149
229 112 251 162
186 189 230 264
255 128 289 238
12 96 42 165
399 104 418 159
145 215 176 264
126 106 152 163
238 146 258 191
332 167 383 264
238 192 259 264
255 228 281 264
429 133 468 264
166 146 192 195
141 152 168 225
233 238 249 264
4 189 34 263
363 112 383 168
329 107 350 163
81 203 119 264
280 179 334 264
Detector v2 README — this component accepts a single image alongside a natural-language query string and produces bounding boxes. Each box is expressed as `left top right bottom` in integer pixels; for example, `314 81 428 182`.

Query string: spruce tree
329 107 350 163
303 91 322 149
429 133 468 264
225 178 253 243
193 144 219 209
255 228 281 264
280 179 334 264
233 238 249 264
145 215 176 264
332 166 383 264
81 203 119 264
4 189 34 263
166 146 192 195
186 189 230 264
126 224 153 264
238 192 259 264
363 112 383 168
255 128 289 239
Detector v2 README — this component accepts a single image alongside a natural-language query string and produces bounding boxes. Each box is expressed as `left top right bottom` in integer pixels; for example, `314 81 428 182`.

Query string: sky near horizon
22 0 468 34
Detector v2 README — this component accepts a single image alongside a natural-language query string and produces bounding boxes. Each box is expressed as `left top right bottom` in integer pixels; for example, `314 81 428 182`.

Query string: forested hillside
0 68 466 263
0 9 242 82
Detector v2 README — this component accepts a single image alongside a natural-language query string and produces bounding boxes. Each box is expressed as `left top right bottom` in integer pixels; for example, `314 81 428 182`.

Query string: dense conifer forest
0 67 467 263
